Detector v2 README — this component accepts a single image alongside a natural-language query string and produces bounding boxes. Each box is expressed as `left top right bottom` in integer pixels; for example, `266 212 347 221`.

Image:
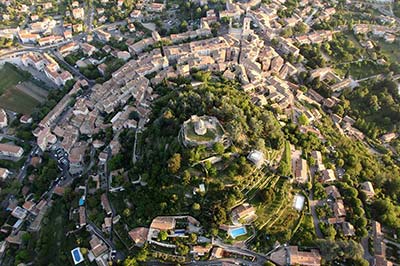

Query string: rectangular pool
71 247 84 265
229 227 247 239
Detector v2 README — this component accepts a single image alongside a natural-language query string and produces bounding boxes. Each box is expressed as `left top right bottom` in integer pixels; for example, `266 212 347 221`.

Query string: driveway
309 200 324 238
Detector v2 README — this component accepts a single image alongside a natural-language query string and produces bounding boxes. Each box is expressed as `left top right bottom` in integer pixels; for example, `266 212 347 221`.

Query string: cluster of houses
0 0 389 265
324 185 354 234
270 245 321 266
353 24 398 44
33 43 158 174
0 197 52 255
372 220 393 266
127 209 258 261
21 52 73 86
13 0 88 45
0 141 23 181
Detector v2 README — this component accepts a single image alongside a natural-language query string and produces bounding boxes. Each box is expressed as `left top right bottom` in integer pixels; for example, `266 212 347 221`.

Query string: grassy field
0 63 29 94
0 86 40 114
0 63 43 114
379 41 400 64
186 123 217 142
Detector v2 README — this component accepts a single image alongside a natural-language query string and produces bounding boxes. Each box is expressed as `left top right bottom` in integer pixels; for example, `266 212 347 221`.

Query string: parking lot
52 147 70 172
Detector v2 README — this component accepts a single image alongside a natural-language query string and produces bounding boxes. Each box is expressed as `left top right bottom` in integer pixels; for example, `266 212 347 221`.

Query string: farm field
0 63 47 114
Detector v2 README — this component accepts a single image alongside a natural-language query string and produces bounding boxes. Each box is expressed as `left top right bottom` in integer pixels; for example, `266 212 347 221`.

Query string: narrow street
309 200 324 239
361 236 374 266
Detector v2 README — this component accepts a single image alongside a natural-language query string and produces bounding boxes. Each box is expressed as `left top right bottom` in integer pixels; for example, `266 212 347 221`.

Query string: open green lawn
186 123 217 142
0 86 40 114
379 40 400 64
0 63 41 114
335 60 384 80
0 63 29 94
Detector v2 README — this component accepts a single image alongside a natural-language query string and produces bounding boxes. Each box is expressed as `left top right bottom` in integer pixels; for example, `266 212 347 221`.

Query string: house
342 222 355 236
325 185 341 199
380 132 396 143
231 203 256 224
128 23 136 32
100 194 112 215
89 235 108 258
0 168 9 179
360 181 375 198
130 10 142 19
0 143 23 158
149 216 176 231
117 51 131 61
59 42 79 56
11 206 28 220
72 7 85 20
372 221 393 266
95 29 111 42
128 227 149 247
30 156 42 167
20 115 32 124
384 33 396 43
81 43 97 56
38 35 64 46
18 30 39 43
148 2 165 12
333 199 346 218
22 200 36 212
79 206 86 227
191 245 212 256
294 158 308 183
42 2 53 9
211 247 224 259
73 24 83 33
320 169 336 183
99 151 108 164
270 246 321 266
71 1 79 8
0 109 7 128
247 150 264 168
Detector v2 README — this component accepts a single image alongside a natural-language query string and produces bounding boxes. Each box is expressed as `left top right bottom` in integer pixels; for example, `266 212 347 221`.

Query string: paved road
0 134 24 142
361 236 374 266
213 239 268 265
17 145 40 182
309 200 324 238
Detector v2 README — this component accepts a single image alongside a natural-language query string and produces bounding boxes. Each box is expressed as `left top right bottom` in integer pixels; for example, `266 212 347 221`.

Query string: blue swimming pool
71 248 84 264
73 249 81 261
175 229 185 235
229 227 247 239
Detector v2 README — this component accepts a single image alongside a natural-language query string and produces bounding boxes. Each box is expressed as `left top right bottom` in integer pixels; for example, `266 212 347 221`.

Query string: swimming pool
71 247 84 265
229 227 247 239
79 198 85 206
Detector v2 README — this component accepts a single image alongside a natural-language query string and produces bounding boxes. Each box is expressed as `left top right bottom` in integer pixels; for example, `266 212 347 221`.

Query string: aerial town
0 0 399 265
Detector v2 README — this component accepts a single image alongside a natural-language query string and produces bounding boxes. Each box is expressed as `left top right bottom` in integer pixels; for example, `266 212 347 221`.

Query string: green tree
298 113 310 126
123 257 138 266
192 202 201 211
158 230 168 241
213 142 225 154
168 153 181 174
